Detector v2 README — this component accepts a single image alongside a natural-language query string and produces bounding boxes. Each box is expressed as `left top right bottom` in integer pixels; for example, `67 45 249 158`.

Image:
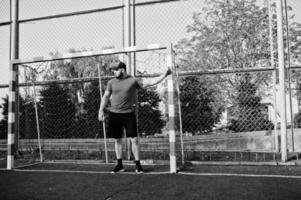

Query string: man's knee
130 137 138 145
115 138 122 145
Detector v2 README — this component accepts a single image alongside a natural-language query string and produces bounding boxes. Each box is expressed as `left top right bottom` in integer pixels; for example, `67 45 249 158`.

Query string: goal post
7 44 181 172
7 63 17 170
166 44 177 173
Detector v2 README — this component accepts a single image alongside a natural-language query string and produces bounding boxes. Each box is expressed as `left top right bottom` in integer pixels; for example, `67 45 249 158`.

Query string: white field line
2 168 301 179
178 172 301 179
12 169 171 175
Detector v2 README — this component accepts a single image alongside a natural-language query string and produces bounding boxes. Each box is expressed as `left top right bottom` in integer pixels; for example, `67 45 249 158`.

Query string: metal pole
131 0 140 162
276 0 288 162
32 81 43 162
7 62 16 170
167 43 177 173
284 0 294 152
7 0 19 170
124 0 131 73
18 5 124 24
97 63 109 164
12 46 167 65
13 0 19 155
268 0 279 152
124 0 132 160
131 0 136 75
175 65 184 165
13 0 20 156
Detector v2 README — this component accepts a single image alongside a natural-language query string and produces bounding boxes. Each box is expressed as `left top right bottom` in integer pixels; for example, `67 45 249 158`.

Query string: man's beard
116 72 124 79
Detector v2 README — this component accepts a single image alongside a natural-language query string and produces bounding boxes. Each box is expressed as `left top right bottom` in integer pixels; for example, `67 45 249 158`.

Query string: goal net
10 46 183 171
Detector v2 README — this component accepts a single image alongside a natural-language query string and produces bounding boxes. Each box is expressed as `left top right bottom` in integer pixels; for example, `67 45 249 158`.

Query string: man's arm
140 68 172 88
98 90 111 121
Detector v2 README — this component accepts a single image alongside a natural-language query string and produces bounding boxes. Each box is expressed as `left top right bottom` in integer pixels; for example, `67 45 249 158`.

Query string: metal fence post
268 0 279 152
276 0 288 162
7 0 19 170
167 43 177 173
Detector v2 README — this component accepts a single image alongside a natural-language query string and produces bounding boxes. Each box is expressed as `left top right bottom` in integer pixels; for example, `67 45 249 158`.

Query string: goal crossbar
11 44 166 65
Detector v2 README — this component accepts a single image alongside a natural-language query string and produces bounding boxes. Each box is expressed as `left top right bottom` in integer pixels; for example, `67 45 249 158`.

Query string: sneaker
135 164 144 173
112 164 125 173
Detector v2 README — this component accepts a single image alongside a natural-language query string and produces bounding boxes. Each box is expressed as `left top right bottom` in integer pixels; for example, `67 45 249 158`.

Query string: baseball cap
109 61 126 70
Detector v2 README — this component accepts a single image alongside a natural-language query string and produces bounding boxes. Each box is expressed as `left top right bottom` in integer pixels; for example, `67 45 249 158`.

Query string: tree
82 81 103 138
137 86 165 136
229 74 274 132
19 96 38 139
174 0 301 133
39 84 76 138
45 51 100 117
180 76 223 134
174 0 275 133
176 0 273 71
0 95 37 139
25 48 118 138
46 48 116 81
36 48 118 120
175 0 301 89
294 110 301 128
0 96 8 139
294 82 301 128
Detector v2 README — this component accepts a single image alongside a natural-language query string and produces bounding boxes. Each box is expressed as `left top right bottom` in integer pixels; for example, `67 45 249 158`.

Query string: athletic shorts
108 112 137 139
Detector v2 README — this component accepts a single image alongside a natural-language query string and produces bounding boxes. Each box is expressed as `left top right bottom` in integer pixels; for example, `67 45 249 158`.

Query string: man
98 61 171 173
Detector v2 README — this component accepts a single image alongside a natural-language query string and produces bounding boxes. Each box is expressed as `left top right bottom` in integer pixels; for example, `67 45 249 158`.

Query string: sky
0 0 301 107
0 0 202 84
0 0 202 120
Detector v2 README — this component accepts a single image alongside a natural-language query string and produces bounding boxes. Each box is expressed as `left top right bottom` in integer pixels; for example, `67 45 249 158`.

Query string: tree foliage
82 81 103 138
19 97 38 139
0 95 37 139
0 96 8 139
176 0 272 71
138 86 165 135
39 85 76 138
174 0 301 133
179 76 223 134
228 74 274 132
294 110 301 128
43 49 117 118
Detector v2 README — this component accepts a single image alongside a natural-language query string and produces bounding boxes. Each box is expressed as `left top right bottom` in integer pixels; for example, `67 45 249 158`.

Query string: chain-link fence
9 49 170 165
175 70 276 161
1 0 301 166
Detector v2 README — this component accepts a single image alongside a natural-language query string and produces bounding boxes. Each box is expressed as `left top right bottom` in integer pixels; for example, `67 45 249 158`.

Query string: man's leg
115 138 123 159
130 137 139 160
130 137 143 173
112 138 124 173
108 112 125 173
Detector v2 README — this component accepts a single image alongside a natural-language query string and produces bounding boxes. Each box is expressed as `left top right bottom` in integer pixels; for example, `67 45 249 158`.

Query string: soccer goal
7 44 183 173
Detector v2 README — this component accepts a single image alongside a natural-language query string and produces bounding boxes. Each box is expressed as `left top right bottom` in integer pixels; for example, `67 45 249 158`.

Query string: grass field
1 162 301 200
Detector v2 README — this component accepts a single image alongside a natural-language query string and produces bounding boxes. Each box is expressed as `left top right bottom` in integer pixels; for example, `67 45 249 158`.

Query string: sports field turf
1 162 301 200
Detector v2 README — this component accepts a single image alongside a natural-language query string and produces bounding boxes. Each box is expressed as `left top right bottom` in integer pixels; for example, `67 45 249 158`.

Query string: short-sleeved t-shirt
106 75 141 113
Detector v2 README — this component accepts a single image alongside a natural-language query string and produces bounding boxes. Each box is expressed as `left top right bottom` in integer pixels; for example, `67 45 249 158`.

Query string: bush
294 110 301 128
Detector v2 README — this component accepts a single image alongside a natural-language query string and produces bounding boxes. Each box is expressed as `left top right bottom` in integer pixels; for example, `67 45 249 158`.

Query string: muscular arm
140 68 171 88
98 90 111 121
